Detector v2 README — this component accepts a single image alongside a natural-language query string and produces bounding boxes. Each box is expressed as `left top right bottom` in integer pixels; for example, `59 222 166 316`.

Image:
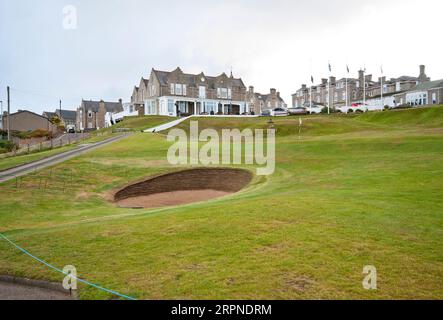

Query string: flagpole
363 68 366 107
380 65 384 110
346 77 348 107
328 62 331 114
310 84 312 109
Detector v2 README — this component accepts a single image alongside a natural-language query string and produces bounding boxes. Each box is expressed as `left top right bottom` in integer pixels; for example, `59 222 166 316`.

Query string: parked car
306 105 323 114
288 107 308 115
272 108 289 117
66 124 76 133
260 109 272 117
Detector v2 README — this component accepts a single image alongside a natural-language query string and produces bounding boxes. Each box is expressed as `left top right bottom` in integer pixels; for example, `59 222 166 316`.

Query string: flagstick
298 118 302 140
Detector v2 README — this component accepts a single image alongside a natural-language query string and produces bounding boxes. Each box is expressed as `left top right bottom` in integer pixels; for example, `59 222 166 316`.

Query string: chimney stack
418 65 429 82
270 88 277 95
302 84 307 90
249 86 254 93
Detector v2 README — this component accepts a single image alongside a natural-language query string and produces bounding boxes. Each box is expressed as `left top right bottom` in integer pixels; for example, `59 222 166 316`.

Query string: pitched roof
81 100 123 113
43 111 56 119
56 109 77 121
104 102 123 113
82 100 100 112
255 92 285 103
9 110 51 121
151 68 246 89
408 79 443 91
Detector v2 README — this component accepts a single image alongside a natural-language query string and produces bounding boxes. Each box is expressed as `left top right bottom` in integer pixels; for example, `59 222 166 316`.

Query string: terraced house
246 87 287 115
130 67 248 116
292 65 433 109
76 99 123 131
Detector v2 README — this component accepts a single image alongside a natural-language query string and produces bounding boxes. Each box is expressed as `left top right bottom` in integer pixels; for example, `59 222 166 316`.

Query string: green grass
100 115 176 132
0 116 175 172
0 107 442 299
0 145 78 171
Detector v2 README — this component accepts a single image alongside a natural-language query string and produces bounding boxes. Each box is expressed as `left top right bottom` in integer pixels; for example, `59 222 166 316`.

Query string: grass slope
0 116 175 172
0 107 442 299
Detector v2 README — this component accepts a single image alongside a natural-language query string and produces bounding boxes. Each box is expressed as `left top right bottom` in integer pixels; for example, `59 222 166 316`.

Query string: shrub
321 106 329 114
0 140 17 153
29 129 51 139
347 109 354 113
12 131 30 139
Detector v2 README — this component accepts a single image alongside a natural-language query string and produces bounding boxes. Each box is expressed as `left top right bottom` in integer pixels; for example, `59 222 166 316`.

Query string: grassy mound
356 105 443 127
0 107 442 299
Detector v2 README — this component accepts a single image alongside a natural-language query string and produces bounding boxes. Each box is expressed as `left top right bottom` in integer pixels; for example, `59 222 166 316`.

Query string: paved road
144 116 192 133
0 134 129 183
0 281 72 300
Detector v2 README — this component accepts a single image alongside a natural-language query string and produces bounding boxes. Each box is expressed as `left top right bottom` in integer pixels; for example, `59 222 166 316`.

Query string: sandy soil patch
116 189 230 209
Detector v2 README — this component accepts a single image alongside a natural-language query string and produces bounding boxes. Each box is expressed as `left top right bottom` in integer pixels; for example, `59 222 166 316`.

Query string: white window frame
199 86 206 99
175 84 182 96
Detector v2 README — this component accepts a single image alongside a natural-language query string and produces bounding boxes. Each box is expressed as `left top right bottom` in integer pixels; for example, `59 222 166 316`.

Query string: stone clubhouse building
130 67 287 116
292 65 442 109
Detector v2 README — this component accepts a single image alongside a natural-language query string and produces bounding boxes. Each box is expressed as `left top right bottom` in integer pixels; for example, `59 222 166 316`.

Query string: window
228 88 232 99
149 85 156 96
175 84 182 95
88 111 92 118
205 101 216 113
178 101 187 113
168 99 174 113
171 83 186 96
432 92 437 104
199 86 206 99
217 88 229 99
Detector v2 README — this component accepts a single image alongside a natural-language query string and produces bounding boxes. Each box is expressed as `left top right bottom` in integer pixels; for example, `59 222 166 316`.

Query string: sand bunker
114 168 252 209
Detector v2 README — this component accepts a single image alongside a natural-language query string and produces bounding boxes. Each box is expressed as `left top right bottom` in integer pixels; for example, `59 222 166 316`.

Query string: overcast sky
1 0 442 113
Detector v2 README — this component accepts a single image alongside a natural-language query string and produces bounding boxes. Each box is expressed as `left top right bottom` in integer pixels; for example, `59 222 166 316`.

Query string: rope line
0 233 137 300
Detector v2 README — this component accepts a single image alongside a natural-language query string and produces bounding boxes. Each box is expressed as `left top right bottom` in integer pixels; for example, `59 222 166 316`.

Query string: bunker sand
117 189 231 209
113 168 253 209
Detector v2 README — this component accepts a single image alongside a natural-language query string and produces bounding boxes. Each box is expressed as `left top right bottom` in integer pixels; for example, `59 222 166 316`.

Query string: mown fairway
0 108 442 299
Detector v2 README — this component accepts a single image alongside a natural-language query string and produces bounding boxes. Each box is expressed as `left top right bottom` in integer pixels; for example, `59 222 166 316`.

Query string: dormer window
170 83 187 96
217 88 232 99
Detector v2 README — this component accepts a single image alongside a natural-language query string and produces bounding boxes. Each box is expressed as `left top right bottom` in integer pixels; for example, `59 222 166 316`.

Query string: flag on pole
346 65 350 74
328 62 332 73
380 65 384 74
311 75 314 84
